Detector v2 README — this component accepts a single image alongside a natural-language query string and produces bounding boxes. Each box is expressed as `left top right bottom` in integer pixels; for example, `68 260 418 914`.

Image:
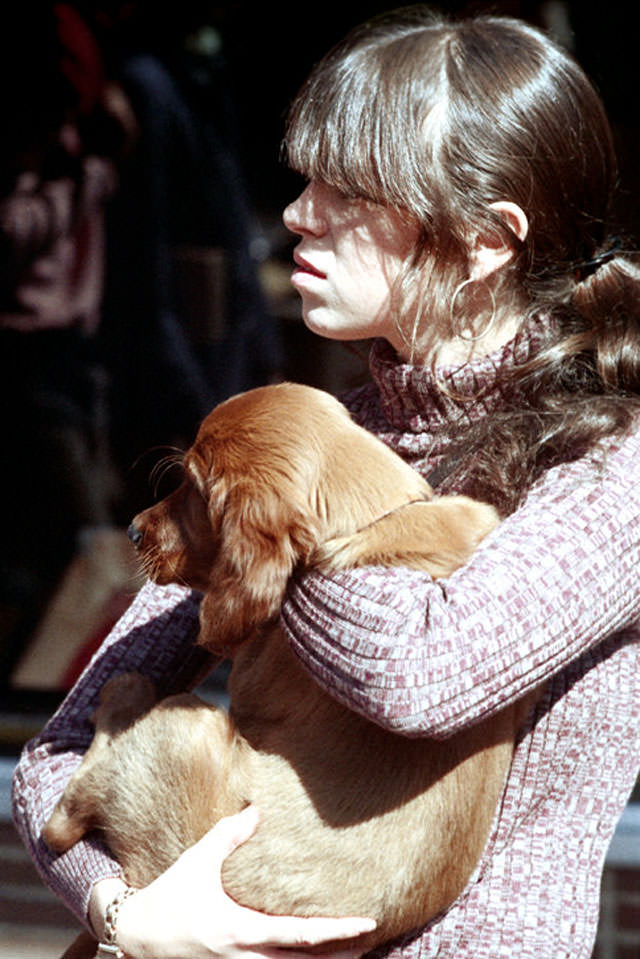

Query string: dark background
211 1 640 231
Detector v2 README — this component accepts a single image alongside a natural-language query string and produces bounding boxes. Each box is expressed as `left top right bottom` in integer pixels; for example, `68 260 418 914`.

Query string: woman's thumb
208 805 261 862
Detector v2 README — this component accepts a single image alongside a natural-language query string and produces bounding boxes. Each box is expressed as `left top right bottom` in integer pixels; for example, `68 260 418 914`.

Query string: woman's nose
283 182 327 237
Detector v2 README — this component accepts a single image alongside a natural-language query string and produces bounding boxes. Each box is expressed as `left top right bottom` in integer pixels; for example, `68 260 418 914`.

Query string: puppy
44 383 524 955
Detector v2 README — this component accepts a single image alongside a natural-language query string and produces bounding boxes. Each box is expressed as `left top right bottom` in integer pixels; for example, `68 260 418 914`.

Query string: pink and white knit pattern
12 319 640 958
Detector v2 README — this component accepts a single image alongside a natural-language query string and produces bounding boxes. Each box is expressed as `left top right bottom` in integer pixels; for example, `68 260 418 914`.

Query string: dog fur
44 383 527 955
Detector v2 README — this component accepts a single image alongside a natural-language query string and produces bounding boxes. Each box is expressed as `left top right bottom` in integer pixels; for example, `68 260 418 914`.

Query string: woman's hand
114 806 377 959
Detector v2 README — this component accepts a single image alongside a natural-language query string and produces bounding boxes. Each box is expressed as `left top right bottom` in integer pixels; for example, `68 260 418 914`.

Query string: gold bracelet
97 886 136 959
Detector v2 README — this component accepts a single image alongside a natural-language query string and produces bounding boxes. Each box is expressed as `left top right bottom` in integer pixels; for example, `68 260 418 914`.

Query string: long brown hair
284 6 640 513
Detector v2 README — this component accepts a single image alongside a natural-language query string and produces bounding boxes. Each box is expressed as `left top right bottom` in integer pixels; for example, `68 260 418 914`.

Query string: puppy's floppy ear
199 480 321 653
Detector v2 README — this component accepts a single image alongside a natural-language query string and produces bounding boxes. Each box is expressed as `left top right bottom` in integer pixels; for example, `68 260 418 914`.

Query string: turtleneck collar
369 312 554 437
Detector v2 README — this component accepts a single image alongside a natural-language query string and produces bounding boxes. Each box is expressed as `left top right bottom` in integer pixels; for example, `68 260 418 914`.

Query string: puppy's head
129 383 358 653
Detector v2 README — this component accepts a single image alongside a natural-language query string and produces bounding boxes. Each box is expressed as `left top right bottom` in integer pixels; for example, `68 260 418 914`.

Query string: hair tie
575 237 622 282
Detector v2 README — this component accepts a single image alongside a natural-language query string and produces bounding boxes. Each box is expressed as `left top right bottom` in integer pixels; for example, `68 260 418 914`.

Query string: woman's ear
470 201 529 281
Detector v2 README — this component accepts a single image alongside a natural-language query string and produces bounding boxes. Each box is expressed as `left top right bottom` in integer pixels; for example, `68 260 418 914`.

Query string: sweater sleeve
11 579 208 928
281 425 640 738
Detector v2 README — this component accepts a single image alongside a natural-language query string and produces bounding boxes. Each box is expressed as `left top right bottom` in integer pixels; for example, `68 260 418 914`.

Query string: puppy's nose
127 522 143 547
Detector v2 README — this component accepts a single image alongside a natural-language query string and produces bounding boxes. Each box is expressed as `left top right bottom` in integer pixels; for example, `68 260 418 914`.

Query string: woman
12 8 640 959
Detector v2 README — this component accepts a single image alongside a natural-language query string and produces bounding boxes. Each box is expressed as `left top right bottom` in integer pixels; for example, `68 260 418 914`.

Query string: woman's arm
11 579 207 927
281 425 640 738
12 582 377 958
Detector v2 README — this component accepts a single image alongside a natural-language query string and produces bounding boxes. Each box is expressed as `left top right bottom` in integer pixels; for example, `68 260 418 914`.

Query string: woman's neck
392 313 523 367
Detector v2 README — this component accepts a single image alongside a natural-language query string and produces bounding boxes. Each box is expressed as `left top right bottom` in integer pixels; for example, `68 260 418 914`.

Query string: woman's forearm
11 580 205 926
282 427 640 737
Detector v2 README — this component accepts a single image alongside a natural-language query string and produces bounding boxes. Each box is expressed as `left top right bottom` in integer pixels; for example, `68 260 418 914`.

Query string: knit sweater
12 320 640 959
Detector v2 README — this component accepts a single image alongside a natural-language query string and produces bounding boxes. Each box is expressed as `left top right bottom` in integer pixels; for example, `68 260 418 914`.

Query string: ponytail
443 252 640 515
571 250 640 392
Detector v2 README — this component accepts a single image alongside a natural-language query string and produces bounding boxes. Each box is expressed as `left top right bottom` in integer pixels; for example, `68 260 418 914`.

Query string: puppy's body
44 383 523 954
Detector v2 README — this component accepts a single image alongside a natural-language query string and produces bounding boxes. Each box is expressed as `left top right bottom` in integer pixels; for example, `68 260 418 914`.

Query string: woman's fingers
238 948 371 959
238 911 376 951
139 806 377 959
211 807 377 951
228 941 374 959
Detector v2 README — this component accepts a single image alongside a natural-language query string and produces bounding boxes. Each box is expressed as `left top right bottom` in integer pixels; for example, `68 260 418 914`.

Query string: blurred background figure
0 1 282 682
0 3 126 661
86 1 283 516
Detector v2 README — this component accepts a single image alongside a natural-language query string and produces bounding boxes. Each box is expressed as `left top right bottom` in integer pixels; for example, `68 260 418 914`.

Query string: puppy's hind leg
42 672 158 853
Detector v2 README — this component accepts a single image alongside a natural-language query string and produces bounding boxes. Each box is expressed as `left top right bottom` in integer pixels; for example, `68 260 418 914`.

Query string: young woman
12 8 640 959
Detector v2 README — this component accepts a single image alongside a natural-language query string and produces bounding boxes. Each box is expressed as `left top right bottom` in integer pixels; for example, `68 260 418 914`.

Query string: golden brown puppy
44 383 527 957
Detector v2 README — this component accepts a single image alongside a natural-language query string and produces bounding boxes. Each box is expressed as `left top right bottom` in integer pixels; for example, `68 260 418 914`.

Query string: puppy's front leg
313 496 500 580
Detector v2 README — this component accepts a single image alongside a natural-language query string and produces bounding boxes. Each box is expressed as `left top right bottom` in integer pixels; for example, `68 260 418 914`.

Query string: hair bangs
284 57 392 205
284 20 450 216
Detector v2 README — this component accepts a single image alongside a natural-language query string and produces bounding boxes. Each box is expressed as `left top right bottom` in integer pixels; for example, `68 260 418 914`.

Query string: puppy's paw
312 497 500 579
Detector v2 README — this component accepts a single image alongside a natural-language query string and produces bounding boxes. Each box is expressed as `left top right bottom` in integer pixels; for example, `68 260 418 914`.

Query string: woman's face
283 180 418 351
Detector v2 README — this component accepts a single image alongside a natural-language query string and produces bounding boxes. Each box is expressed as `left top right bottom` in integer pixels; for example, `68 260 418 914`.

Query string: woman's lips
292 252 326 279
